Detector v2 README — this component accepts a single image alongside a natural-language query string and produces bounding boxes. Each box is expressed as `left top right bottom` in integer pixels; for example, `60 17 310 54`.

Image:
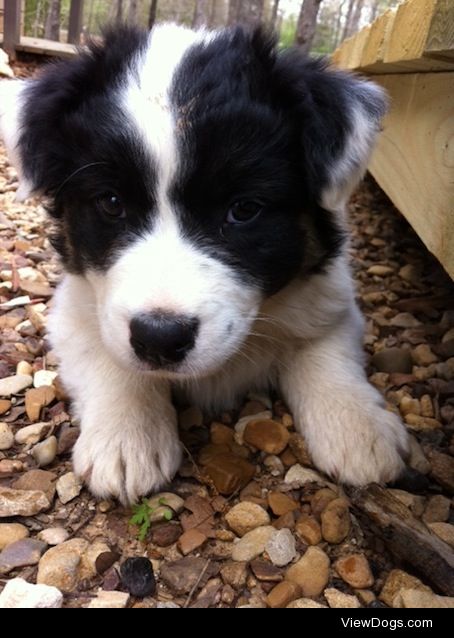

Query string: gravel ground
0 63 453 609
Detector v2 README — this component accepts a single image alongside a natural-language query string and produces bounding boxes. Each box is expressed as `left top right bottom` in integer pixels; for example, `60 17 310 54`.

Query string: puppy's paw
308 406 409 486
73 422 182 505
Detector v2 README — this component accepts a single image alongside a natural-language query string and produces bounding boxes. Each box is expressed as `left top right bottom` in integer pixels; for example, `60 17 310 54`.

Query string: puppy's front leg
49 276 182 505
279 306 408 485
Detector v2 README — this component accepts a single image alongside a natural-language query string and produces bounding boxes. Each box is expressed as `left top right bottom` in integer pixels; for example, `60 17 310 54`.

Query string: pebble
38 528 70 546
204 454 256 495
398 590 454 609
32 435 58 467
371 348 413 374
0 487 50 517
0 538 47 574
120 557 156 598
160 557 217 594
0 374 33 397
25 386 56 422
151 523 183 547
295 515 322 545
16 361 33 376
210 422 234 445
266 581 301 608
287 433 312 466
12 469 57 503
285 546 330 597
412 344 438 366
225 502 271 537
234 411 272 445
367 265 393 276
156 602 181 609
422 495 451 523
265 529 296 567
287 598 327 608
324 588 361 608
243 419 290 455
57 427 80 455
284 464 326 487
426 449 454 493
0 422 14 450
178 528 208 555
0 459 24 475
0 400 12 415
263 455 285 476
0 578 63 609
404 414 441 431
427 522 454 547
268 492 299 516
33 370 58 388
87 590 130 609
0 523 29 550
15 421 53 446
250 559 283 582
231 526 276 562
399 263 421 283
335 554 374 589
408 436 431 474
379 569 432 608
311 488 338 517
390 313 421 328
56 472 83 504
321 498 351 543
220 561 248 589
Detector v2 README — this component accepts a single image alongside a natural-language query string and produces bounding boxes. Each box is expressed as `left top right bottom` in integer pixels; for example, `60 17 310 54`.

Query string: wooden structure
1 0 82 60
333 0 454 279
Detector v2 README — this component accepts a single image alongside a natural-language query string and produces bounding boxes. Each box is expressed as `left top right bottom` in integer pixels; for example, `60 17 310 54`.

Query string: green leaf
163 509 173 522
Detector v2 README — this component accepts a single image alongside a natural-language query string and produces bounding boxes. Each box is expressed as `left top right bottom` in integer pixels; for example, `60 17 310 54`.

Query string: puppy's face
0 25 385 377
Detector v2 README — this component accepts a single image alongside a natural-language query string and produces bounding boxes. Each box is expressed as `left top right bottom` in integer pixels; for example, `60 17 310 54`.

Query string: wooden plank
360 8 396 68
3 0 20 60
0 34 78 58
425 0 454 61
369 72 454 279
68 0 84 45
384 0 439 64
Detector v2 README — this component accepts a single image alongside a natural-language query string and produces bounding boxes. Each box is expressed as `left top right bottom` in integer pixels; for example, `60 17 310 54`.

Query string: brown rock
287 598 327 608
0 538 47 574
379 569 432 608
0 487 50 517
57 427 80 455
310 488 338 518
412 344 438 367
422 495 451 523
0 460 24 475
181 495 214 536
0 400 11 416
288 434 312 466
280 449 297 468
324 588 360 608
204 454 255 495
427 522 454 547
25 386 56 422
371 348 413 374
12 469 57 503
243 419 290 455
0 524 29 550
178 529 208 555
295 515 322 546
220 561 248 589
210 422 234 445
285 547 330 597
426 449 454 493
268 492 299 516
399 590 454 608
160 557 218 595
250 559 283 582
151 523 182 547
405 414 441 431
198 444 230 466
335 554 374 589
266 581 301 609
273 511 296 530
225 502 270 537
231 526 275 562
320 498 351 543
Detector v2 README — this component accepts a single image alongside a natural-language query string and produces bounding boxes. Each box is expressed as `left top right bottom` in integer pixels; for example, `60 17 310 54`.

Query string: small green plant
129 498 173 541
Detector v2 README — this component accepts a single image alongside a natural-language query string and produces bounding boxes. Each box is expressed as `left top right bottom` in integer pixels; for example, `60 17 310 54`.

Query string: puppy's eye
226 201 262 225
96 194 126 220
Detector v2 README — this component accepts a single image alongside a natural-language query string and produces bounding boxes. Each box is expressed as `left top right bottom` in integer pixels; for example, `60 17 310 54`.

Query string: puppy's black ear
271 49 387 210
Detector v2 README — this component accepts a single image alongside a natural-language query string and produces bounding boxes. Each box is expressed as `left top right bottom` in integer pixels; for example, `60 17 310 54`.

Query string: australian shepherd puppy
0 24 408 504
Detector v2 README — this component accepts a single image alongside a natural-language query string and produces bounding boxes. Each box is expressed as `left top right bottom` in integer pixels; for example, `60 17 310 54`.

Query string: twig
183 559 211 609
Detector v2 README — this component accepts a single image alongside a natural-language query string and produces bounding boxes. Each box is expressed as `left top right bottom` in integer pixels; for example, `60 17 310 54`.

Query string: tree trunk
342 0 358 40
44 0 61 41
128 0 140 24
193 0 211 28
270 0 280 28
149 0 158 28
228 0 240 25
238 0 264 26
295 0 323 55
116 0 124 24
349 0 365 36
209 0 226 28
33 0 43 38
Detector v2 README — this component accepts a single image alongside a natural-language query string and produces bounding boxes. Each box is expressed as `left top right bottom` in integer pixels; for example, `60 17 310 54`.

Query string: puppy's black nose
130 313 199 367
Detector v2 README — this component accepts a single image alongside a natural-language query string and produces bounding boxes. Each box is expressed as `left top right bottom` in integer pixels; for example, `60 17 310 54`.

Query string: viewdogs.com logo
341 618 433 631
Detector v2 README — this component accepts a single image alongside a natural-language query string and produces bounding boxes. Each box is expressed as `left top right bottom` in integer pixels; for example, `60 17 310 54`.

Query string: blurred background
16 0 403 56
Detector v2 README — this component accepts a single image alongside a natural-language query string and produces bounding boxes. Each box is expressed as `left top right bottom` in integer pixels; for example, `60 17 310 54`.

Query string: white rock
15 422 53 446
16 361 33 376
284 464 326 487
263 455 285 476
265 528 296 567
0 423 14 451
33 370 58 389
231 526 276 562
324 587 361 608
38 528 70 546
56 473 83 504
399 589 454 609
87 590 130 609
0 375 33 398
0 578 63 608
234 411 272 445
157 602 181 608
32 436 58 467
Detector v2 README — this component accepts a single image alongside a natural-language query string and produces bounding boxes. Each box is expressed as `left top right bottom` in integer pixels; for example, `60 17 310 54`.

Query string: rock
379 569 433 608
210 422 234 445
38 528 70 546
367 265 393 276
321 498 351 543
225 502 270 537
0 523 29 550
56 472 83 504
151 523 182 547
178 406 203 430
266 581 301 608
399 395 420 416
160 557 218 595
57 427 80 455
220 561 248 589
243 419 290 455
422 495 451 523
287 598 327 608
399 590 454 609
405 414 441 431
295 515 322 545
234 411 272 445
268 492 299 516
390 313 421 328
0 578 63 609
157 602 181 609
0 374 33 397
231 526 276 562
334 554 374 589
0 400 12 416
88 589 130 609
15 422 53 446
324 588 361 608
178 529 208 555
427 522 454 547
120 558 156 598
204 454 256 495
311 488 338 517
288 433 312 466
33 370 58 388
0 459 24 475
408 436 431 474
0 487 49 517
250 559 283 582
240 481 267 508
0 538 47 574
12 469 57 503
180 495 214 535
285 547 330 597
263 455 285 476
412 344 438 366
0 423 14 450
32 436 58 467
399 263 421 284
265 529 296 567
273 511 296 530
371 348 413 374
420 394 434 417
284 464 326 487
426 449 454 493
388 489 425 518
25 386 56 422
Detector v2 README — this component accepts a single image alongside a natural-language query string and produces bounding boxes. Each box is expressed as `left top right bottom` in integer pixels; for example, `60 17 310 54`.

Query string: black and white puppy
0 24 408 504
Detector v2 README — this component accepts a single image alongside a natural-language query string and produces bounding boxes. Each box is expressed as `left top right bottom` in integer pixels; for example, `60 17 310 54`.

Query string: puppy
0 24 408 504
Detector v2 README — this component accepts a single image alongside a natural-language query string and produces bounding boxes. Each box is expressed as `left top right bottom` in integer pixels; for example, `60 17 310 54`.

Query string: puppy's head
0 24 386 377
